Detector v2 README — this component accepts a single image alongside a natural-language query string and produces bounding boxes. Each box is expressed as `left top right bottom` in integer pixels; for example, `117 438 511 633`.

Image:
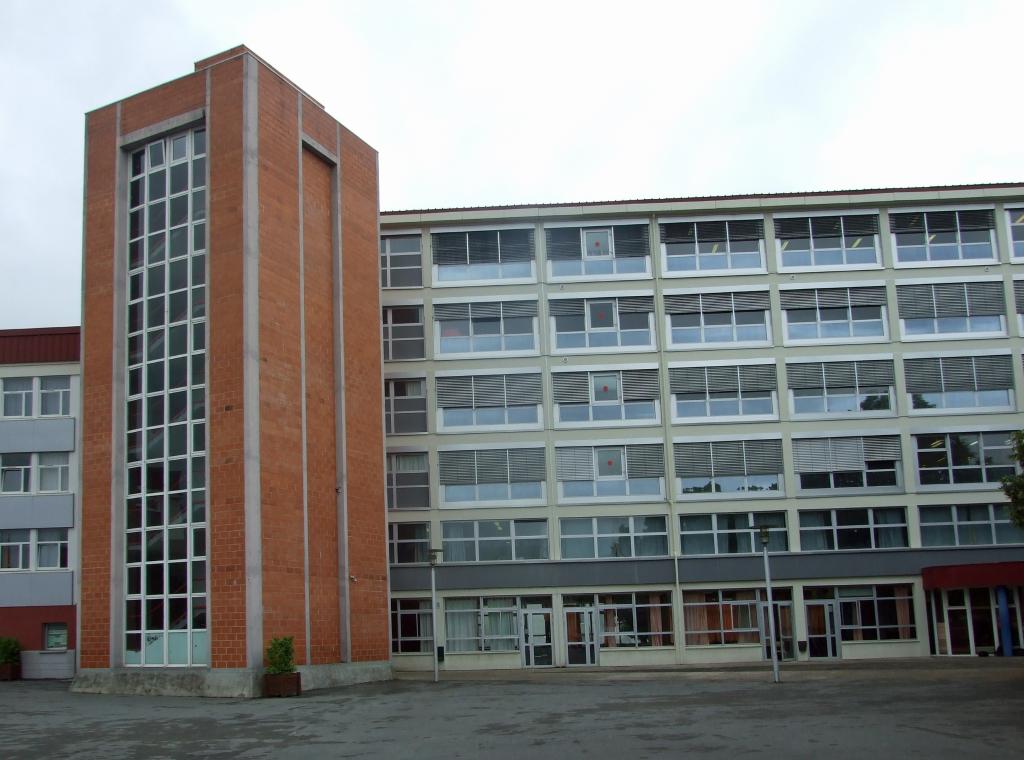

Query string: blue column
996 586 1013 657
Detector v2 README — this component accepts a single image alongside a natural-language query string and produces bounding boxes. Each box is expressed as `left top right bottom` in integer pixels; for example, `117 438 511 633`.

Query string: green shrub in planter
0 637 21 681
265 636 295 674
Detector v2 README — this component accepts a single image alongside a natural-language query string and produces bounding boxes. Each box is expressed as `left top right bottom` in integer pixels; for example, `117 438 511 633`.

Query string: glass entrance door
521 607 553 667
761 601 796 660
565 608 598 665
806 601 839 658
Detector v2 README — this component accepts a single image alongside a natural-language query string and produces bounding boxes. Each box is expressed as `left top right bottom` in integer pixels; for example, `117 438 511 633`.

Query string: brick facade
79 47 388 677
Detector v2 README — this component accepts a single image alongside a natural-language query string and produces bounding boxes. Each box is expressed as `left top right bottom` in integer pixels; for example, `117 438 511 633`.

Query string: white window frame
659 214 767 278
390 598 433 654
557 443 666 505
438 445 546 509
435 308 538 359
798 507 909 551
919 503 1024 547
914 430 1016 491
781 294 888 347
382 304 426 362
674 435 785 502
559 515 669 560
445 596 521 653
670 359 778 424
0 528 69 571
546 219 652 282
388 522 430 565
441 519 549 563
1006 207 1024 262
908 389 1013 416
895 276 1008 343
386 451 430 510
550 298 655 355
431 225 537 287
774 210 881 273
890 205 997 268
380 233 423 289
384 377 429 436
787 355 896 421
679 512 788 556
665 307 771 350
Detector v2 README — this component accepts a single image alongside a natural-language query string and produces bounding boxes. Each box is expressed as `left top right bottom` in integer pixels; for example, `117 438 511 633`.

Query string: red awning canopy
922 561 1024 590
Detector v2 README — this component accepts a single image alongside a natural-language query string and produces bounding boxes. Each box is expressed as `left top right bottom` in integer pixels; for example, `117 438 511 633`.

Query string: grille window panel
432 229 535 281
897 282 1006 337
776 214 880 268
547 224 650 277
661 218 765 272
439 448 546 504
891 209 995 263
380 235 423 288
781 287 886 342
665 291 770 346
788 359 895 416
554 369 659 425
436 300 538 355
552 297 654 350
670 364 778 420
556 445 665 501
680 512 788 555
799 508 909 551
675 440 783 497
560 515 669 559
905 355 1013 411
384 378 428 435
793 436 901 491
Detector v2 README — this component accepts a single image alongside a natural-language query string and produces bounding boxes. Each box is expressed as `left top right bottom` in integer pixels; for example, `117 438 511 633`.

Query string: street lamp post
429 548 443 684
760 525 780 684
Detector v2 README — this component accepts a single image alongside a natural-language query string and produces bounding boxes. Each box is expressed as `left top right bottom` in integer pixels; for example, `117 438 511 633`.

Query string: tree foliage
999 430 1024 528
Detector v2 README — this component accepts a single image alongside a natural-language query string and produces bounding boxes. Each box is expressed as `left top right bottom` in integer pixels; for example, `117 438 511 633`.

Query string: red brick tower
75 47 389 695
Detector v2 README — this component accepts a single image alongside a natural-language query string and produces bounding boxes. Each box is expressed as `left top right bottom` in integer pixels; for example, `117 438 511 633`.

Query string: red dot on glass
607 460 613 466
602 385 609 392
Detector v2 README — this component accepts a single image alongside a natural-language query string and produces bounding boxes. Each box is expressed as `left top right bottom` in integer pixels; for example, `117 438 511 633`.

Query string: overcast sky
2 0 1023 328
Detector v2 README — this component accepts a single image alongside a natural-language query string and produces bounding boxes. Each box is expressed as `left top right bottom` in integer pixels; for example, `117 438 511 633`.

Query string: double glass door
565 608 598 665
806 601 840 658
760 601 796 660
521 605 553 667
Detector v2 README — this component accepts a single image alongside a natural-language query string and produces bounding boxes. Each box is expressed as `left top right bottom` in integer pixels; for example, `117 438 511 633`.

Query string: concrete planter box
263 672 301 697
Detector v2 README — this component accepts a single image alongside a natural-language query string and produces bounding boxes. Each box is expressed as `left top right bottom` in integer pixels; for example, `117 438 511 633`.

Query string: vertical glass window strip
124 128 208 667
1009 208 1024 259
381 235 423 288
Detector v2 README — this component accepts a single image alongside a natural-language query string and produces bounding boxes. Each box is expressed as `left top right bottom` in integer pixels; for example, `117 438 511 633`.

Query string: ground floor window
928 586 1023 656
445 597 519 652
391 598 433 654
44 623 68 650
806 584 915 641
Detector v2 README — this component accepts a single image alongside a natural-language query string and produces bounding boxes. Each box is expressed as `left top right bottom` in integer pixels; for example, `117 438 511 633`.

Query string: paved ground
2 660 1022 759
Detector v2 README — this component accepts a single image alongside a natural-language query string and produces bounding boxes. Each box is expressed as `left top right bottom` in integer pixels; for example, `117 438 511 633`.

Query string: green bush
265 636 295 674
0 637 21 665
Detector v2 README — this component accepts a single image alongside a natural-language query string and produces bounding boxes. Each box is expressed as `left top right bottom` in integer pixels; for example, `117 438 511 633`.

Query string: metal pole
761 527 780 684
429 549 441 683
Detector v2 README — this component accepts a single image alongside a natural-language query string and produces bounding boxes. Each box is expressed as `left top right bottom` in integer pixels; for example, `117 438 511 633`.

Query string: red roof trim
921 562 1024 590
0 326 80 365
381 182 1024 216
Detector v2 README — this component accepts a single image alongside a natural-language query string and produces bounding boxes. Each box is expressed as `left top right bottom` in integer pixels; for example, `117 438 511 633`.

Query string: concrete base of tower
70 661 392 698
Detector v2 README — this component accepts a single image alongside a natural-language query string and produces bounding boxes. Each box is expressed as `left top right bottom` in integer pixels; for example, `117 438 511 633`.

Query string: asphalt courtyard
2 660 1022 759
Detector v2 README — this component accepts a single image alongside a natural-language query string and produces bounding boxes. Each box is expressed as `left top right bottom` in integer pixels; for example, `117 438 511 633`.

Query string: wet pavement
3 659 1022 759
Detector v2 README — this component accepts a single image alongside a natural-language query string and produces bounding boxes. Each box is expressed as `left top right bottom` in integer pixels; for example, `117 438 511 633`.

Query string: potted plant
0 637 21 681
263 636 301 697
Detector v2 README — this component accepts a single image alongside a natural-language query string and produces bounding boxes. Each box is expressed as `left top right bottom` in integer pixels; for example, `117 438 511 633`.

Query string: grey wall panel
388 547 1024 592
21 650 76 679
677 546 1024 584
391 559 678 592
0 494 74 529
0 571 73 606
0 418 75 453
